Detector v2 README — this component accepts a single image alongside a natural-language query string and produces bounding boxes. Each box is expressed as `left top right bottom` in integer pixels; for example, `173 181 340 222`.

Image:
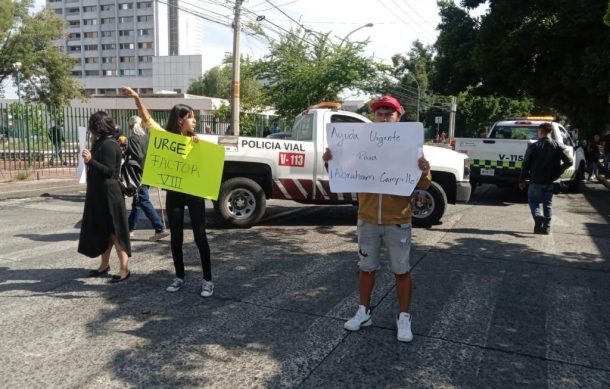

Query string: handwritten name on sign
142 130 225 200
325 122 424 196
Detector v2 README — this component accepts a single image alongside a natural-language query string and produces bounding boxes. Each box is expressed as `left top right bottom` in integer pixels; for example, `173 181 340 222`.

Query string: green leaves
0 1 84 107
251 28 385 118
432 0 610 134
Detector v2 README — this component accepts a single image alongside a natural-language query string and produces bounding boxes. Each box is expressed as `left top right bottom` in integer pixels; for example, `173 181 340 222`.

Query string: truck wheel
214 177 266 227
412 181 447 227
567 163 585 193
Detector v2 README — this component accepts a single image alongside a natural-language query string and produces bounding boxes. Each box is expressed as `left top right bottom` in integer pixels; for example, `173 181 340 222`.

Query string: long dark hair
88 111 118 138
165 104 195 135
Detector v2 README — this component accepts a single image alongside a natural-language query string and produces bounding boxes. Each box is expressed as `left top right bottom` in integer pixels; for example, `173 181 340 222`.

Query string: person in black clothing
79 111 131 282
122 85 214 297
48 120 66 165
585 134 602 180
518 123 573 234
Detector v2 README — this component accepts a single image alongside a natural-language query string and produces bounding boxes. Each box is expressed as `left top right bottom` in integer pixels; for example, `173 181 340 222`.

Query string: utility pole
230 0 243 137
449 96 457 140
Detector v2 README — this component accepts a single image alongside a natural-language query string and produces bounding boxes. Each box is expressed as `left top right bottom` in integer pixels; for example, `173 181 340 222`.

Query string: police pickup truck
203 103 472 227
453 117 586 192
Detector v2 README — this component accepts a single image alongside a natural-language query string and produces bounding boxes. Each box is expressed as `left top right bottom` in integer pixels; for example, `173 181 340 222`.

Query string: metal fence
0 102 291 180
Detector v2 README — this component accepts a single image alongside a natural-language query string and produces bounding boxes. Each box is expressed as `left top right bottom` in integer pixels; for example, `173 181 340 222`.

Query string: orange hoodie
357 171 432 224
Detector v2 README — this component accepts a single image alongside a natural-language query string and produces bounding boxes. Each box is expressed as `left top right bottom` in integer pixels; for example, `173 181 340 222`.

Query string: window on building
138 42 153 49
101 31 115 38
66 8 80 15
120 56 135 63
139 88 153 95
82 6 97 12
138 56 152 63
102 57 117 63
84 89 95 96
137 2 153 9
83 19 98 25
137 15 153 22
68 45 81 53
119 30 133 37
84 44 98 51
101 18 115 25
99 88 118 95
84 57 98 64
101 44 116 50
137 29 152 36
103 70 118 76
68 20 80 27
67 33 81 39
84 32 98 38
119 3 134 10
138 69 152 76
54 8 63 15
100 5 114 11
85 70 100 76
119 43 135 50
121 69 137 76
71 71 82 76
119 16 133 23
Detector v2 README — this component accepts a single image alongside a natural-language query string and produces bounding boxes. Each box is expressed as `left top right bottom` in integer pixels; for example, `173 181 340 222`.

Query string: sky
3 0 487 99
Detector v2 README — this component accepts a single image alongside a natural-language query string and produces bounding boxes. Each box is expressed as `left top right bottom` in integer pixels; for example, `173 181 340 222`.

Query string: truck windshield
291 113 314 141
490 125 538 140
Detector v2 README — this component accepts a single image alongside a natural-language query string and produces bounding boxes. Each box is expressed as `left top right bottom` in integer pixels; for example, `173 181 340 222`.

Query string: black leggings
166 190 211 281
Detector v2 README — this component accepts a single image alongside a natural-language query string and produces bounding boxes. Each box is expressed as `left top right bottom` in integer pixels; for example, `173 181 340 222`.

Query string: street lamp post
339 23 374 46
13 62 30 167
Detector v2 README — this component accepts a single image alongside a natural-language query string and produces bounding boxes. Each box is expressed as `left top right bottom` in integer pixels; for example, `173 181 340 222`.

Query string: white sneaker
166 278 185 292
344 305 372 331
200 279 214 297
149 230 169 241
396 312 413 342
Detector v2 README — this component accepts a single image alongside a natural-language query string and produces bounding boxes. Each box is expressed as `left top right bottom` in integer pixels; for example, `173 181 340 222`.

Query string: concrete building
48 0 204 96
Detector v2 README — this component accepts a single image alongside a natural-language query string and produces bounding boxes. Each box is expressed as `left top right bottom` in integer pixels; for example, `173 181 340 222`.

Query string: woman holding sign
121 86 214 298
79 111 131 282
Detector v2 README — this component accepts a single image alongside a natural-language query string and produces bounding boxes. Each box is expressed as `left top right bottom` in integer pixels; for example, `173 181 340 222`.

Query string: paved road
0 183 609 388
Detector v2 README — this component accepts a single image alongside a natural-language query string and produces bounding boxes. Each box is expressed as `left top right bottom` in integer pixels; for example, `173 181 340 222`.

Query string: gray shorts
357 219 412 274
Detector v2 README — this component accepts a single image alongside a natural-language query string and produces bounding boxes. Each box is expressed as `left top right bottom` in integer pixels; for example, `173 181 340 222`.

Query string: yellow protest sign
142 130 225 200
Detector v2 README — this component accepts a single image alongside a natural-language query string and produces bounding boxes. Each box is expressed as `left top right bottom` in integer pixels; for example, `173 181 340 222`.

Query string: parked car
266 132 292 139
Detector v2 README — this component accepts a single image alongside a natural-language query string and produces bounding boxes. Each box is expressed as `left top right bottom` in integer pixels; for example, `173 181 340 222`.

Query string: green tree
0 1 84 107
188 56 266 113
433 0 610 135
252 29 386 118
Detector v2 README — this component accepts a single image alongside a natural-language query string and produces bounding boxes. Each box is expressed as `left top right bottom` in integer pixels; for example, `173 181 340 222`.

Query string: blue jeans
49 143 62 163
128 185 165 233
528 183 554 224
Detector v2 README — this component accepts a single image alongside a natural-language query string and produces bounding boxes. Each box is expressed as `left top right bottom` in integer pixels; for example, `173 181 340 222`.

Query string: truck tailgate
454 138 530 183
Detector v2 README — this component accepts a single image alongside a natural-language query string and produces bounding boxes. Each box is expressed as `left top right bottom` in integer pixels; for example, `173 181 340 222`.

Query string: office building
48 0 204 96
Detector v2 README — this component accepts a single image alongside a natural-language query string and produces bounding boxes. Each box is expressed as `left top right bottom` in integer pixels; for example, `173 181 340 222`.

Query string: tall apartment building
48 0 204 96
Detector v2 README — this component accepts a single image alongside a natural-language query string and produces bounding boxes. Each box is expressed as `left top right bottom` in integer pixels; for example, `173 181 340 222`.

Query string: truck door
557 125 576 179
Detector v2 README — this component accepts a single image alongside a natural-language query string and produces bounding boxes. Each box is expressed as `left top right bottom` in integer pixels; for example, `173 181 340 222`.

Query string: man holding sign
323 96 431 342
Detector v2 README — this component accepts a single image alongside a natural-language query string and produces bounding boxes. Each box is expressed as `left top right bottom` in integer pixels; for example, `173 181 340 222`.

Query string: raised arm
121 86 152 123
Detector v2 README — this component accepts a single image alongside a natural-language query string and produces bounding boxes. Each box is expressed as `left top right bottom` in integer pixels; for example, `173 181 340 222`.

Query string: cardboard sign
142 131 225 200
325 122 423 196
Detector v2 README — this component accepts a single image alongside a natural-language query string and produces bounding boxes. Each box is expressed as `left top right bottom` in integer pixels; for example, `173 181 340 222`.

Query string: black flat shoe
110 272 131 283
88 266 110 277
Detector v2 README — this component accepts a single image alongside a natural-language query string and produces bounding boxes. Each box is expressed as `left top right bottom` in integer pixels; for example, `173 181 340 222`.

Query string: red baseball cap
371 95 404 115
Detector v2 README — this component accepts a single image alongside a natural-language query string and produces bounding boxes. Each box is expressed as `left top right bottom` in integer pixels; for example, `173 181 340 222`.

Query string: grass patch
11 170 31 181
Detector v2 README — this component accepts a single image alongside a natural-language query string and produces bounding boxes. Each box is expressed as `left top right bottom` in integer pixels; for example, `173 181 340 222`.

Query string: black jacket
519 138 573 184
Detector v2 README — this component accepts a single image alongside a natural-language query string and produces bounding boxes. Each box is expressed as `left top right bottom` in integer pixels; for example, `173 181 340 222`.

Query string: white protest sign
325 122 424 196
76 126 87 184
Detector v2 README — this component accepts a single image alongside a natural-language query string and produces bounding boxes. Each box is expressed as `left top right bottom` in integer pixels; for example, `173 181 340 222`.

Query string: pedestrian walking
126 115 169 241
122 86 214 298
518 122 573 234
585 134 602 181
78 111 131 282
322 95 432 342
48 120 66 165
603 124 610 174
